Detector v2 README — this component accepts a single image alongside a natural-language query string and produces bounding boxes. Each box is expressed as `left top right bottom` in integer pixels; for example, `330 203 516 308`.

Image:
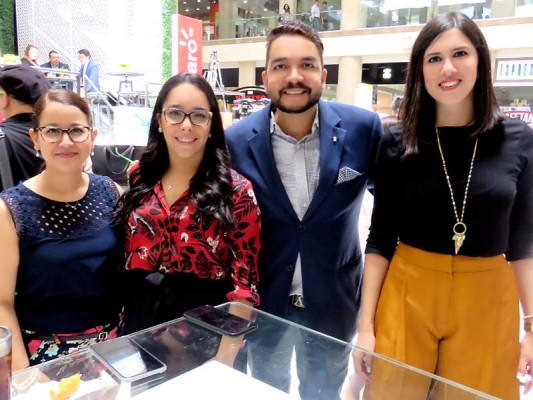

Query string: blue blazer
79 60 100 92
226 101 382 340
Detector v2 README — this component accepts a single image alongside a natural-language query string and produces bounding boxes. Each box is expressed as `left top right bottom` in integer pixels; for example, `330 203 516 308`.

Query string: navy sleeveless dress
0 174 123 364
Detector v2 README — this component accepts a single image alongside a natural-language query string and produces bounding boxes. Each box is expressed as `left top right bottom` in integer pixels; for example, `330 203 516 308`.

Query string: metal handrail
0 63 81 95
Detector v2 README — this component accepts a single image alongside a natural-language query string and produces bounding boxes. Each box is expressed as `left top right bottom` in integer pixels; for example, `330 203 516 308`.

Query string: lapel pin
332 136 337 143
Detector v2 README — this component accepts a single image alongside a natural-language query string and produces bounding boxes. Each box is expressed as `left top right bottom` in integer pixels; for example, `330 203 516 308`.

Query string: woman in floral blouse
115 73 261 356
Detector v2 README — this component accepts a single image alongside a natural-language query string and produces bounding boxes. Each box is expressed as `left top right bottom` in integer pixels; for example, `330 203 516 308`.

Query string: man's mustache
280 83 311 93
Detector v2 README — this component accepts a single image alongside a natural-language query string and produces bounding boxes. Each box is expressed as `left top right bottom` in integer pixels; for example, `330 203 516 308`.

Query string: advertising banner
500 106 532 124
173 14 203 75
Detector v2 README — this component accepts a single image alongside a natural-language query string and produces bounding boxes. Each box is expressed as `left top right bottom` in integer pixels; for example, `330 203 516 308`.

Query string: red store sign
176 14 203 75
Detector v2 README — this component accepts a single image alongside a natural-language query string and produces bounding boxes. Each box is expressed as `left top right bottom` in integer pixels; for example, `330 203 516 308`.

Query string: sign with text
495 58 533 83
173 14 203 75
500 106 532 124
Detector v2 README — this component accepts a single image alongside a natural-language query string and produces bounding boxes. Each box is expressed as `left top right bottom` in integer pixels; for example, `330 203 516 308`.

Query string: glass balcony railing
195 11 342 41
361 0 533 29
176 0 533 39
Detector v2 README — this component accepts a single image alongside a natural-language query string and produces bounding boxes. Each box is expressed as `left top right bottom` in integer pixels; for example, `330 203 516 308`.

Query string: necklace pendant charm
452 232 465 254
452 222 467 255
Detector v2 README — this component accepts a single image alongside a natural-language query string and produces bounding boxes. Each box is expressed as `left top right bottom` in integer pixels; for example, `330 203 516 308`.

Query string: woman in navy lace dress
0 89 123 371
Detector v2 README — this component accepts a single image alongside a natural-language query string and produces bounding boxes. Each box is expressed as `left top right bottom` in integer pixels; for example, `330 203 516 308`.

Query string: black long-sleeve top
366 118 533 262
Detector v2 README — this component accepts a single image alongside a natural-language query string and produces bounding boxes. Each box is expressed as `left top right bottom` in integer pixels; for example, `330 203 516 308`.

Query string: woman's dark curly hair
114 73 235 231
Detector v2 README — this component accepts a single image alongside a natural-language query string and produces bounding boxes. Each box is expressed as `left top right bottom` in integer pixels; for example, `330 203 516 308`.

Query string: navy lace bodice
0 174 123 334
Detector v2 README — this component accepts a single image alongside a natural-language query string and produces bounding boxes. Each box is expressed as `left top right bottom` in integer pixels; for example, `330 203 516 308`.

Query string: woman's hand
518 332 533 394
353 328 376 381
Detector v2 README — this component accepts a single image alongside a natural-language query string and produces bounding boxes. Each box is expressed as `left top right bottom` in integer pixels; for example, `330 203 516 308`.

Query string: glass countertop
13 302 498 399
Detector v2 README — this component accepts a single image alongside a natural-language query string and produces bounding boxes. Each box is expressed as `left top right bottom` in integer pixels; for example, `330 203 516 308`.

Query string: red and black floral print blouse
125 170 261 305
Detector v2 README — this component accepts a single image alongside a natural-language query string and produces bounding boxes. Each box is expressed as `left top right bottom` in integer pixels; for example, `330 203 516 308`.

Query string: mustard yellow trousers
366 243 520 400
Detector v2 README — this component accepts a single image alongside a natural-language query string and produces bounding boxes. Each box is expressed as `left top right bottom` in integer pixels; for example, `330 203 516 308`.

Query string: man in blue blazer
226 21 382 399
78 49 100 93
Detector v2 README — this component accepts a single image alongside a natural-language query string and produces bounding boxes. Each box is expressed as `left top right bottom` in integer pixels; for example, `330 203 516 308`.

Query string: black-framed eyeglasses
162 108 212 127
36 126 92 143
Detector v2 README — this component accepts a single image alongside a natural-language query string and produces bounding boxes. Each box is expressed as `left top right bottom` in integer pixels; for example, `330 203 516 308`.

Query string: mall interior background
5 0 533 123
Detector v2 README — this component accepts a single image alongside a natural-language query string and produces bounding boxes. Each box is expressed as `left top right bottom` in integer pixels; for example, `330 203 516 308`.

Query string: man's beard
270 84 321 114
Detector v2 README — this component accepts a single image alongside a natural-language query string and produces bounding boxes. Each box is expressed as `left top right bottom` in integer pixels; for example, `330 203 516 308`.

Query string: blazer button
287 264 294 272
298 224 306 233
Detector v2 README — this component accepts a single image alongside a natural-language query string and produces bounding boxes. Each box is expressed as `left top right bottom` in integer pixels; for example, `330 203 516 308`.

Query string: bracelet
523 314 533 320
525 321 533 332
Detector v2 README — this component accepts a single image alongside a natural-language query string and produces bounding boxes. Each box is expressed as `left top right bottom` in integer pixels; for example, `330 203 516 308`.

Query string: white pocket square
336 166 361 184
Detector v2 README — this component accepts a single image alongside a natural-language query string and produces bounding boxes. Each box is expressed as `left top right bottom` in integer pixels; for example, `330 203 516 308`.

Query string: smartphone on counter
90 336 166 382
183 305 258 337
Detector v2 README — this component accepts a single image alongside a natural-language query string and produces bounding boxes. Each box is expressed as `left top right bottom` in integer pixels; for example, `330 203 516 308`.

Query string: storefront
494 57 533 126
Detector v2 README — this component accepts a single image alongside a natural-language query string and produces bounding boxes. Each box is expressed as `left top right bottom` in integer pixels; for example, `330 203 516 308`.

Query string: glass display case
12 303 498 399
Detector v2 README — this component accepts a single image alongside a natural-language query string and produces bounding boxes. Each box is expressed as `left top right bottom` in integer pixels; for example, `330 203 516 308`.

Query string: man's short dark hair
78 49 91 58
49 50 59 57
265 20 324 67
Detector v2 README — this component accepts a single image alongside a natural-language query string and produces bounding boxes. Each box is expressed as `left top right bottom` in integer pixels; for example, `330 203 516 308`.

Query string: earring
158 127 162 133
208 134 212 138
91 149 95 156
35 149 40 158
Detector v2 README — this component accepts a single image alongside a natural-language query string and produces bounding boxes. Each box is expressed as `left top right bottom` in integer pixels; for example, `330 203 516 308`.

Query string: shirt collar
270 107 320 141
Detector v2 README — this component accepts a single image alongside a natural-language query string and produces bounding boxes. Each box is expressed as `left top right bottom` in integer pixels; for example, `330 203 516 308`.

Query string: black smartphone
90 337 166 382
183 305 258 337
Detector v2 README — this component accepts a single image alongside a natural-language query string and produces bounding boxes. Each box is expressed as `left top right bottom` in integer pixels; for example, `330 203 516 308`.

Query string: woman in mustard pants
354 12 533 400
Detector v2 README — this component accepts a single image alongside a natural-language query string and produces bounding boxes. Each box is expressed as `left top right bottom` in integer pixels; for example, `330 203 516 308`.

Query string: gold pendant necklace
435 126 478 254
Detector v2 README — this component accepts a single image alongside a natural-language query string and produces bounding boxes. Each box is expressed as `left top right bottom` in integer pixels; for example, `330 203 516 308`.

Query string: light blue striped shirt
270 109 320 297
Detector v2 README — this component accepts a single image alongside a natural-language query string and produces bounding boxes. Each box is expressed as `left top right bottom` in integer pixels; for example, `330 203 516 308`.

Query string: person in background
20 45 39 67
115 72 260 365
40 50 73 90
0 89 123 371
473 4 484 19
225 20 382 399
321 1 330 31
379 95 403 134
0 64 51 191
40 50 69 71
280 3 291 24
354 12 533 399
78 49 100 94
310 0 321 31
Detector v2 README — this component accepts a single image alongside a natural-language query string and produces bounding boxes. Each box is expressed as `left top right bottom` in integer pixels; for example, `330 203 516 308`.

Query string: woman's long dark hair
115 73 235 231
400 12 503 156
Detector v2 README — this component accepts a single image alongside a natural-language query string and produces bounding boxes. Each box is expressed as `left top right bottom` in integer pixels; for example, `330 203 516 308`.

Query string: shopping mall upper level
11 0 533 117
192 0 533 109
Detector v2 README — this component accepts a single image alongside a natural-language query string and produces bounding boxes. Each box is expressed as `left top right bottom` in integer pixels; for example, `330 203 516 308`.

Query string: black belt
289 295 305 308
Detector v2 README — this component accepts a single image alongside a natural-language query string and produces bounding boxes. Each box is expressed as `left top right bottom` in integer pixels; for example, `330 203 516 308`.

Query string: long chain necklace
435 126 478 254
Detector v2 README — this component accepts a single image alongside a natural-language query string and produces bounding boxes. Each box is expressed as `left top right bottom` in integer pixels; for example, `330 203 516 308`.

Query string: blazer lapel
248 110 299 219
304 102 345 221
